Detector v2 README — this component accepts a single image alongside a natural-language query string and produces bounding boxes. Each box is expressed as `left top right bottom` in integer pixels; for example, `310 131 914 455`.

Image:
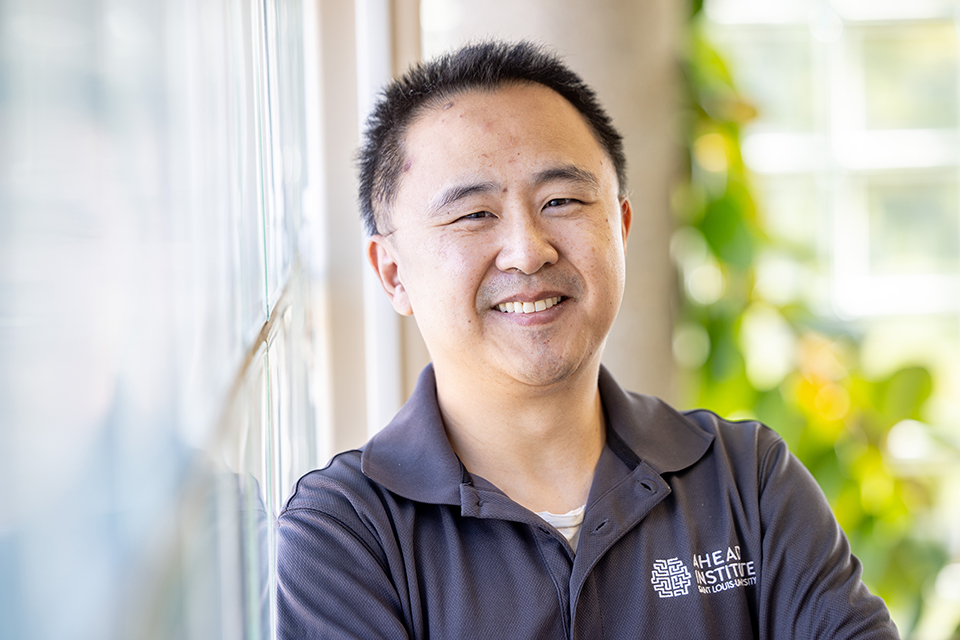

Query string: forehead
392 84 615 212
405 83 605 165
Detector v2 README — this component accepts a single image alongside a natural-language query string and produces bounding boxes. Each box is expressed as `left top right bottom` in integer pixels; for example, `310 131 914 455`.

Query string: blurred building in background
0 0 958 638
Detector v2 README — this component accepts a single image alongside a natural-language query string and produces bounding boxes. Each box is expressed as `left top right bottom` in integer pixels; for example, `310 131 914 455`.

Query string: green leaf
699 195 756 269
879 366 933 424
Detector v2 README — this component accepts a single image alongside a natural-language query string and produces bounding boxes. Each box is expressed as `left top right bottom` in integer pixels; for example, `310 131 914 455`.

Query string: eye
545 198 577 208
456 211 495 222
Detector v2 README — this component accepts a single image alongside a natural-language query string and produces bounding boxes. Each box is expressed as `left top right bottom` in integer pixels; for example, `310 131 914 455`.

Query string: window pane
754 174 822 247
867 173 959 274
706 0 816 24
264 0 306 313
862 23 958 130
237 346 274 640
712 27 816 132
1 0 318 638
269 278 319 504
231 0 269 341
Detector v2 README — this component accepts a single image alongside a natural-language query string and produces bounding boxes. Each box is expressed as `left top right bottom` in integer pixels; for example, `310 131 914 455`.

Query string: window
704 0 960 633
707 0 960 317
0 1 328 638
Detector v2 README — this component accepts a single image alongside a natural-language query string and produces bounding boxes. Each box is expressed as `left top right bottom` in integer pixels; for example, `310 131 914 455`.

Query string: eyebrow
532 165 602 192
427 181 500 216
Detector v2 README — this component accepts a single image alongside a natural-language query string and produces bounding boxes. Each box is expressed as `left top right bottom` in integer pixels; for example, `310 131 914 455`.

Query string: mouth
495 296 565 314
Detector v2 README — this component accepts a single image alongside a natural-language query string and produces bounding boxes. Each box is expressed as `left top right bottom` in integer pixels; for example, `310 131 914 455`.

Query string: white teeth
496 296 561 314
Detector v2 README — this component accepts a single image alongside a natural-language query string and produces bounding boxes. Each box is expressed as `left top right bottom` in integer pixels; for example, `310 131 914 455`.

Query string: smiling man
277 42 899 639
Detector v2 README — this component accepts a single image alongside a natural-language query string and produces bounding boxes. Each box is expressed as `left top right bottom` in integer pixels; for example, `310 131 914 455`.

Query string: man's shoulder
610 379 788 475
679 406 785 448
600 369 785 474
281 449 379 518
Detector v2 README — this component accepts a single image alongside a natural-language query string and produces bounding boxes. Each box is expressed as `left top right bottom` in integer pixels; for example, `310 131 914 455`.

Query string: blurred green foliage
675 10 949 634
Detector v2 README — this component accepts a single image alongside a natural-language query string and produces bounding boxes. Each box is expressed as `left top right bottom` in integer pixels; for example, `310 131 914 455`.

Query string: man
278 41 898 639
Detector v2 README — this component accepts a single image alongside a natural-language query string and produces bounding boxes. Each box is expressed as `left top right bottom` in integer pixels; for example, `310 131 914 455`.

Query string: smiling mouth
495 296 564 314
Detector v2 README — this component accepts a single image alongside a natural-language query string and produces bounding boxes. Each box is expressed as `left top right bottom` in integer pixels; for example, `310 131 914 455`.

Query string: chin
509 354 589 389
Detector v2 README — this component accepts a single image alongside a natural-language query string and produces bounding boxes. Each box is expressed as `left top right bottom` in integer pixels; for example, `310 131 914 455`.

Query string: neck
435 362 606 515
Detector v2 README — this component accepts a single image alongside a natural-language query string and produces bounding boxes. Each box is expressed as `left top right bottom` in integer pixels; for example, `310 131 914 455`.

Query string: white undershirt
536 505 586 552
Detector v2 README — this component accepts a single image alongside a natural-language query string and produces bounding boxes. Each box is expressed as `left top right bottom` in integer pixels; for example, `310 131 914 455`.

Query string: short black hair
357 40 627 236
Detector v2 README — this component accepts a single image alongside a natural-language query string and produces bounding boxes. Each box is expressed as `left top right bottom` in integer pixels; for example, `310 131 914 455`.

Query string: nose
494 212 559 275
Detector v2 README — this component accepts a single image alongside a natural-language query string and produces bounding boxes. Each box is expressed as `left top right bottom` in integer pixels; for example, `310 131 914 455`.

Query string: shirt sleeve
756 434 900 639
277 504 411 640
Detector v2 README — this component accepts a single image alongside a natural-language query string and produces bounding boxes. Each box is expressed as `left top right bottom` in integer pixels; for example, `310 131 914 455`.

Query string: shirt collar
596 365 714 474
360 364 714 505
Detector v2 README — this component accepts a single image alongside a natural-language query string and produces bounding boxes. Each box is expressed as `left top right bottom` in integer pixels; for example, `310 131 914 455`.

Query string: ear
619 197 633 251
367 235 413 316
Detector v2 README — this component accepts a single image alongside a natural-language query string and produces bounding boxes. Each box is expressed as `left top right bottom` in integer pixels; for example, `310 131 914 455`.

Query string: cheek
439 233 498 277
403 236 491 310
575 225 628 309
605 234 628 299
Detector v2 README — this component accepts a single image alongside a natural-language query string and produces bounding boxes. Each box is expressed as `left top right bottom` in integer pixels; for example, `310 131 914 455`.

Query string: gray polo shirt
277 365 898 639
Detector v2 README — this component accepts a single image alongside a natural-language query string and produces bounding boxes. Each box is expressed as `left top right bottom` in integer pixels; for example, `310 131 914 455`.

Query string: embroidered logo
692 545 757 594
650 557 692 598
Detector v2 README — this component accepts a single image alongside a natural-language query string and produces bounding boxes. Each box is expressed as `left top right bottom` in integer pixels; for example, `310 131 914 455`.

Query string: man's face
368 83 631 390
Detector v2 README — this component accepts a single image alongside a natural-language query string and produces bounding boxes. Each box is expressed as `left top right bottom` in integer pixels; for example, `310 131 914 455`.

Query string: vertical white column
357 0 404 437
315 0 371 453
